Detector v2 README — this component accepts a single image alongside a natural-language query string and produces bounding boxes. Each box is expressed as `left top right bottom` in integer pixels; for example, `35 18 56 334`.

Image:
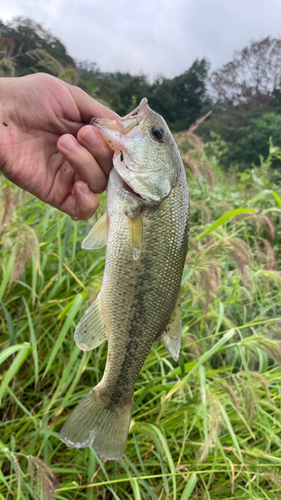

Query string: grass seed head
199 391 224 462
2 224 39 283
0 186 15 227
254 238 276 270
241 335 281 367
28 456 58 500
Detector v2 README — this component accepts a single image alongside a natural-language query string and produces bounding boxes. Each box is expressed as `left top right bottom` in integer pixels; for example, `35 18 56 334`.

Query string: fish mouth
122 98 148 119
121 179 144 200
110 167 149 201
91 98 149 142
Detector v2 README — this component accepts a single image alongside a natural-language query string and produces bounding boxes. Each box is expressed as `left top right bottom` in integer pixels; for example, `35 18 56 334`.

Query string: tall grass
1 134 281 499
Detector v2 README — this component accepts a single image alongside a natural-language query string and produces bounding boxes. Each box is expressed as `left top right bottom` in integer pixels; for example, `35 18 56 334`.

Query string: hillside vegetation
1 18 281 170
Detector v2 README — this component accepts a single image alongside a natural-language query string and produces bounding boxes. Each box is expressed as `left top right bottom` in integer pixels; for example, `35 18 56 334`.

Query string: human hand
0 73 118 219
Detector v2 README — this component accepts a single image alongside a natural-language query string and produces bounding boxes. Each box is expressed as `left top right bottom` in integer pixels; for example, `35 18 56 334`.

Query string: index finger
68 84 119 123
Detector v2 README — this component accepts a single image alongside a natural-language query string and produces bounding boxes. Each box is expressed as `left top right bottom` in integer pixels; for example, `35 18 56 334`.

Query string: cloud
1 0 281 78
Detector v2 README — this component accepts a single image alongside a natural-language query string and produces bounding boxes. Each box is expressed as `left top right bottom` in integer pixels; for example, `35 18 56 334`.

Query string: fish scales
60 98 189 460
102 175 189 401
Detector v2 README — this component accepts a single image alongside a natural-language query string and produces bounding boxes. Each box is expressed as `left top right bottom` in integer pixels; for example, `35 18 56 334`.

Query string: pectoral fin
159 293 182 361
82 213 109 250
74 294 106 351
127 211 143 260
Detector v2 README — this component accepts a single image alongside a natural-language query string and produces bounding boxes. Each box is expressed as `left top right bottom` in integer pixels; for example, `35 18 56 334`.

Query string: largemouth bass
60 98 189 460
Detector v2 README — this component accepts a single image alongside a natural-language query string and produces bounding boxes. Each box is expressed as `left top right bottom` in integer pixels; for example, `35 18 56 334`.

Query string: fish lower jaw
110 165 154 202
121 179 144 200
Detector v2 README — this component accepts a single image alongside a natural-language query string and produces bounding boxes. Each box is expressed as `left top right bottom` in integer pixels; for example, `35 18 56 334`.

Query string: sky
1 0 281 79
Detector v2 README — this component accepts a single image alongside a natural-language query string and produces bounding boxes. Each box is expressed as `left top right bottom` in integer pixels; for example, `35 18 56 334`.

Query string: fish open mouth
122 179 143 199
91 98 149 142
122 98 148 120
110 166 144 200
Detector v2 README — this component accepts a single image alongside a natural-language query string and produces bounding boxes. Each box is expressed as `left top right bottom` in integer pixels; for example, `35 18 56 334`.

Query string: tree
170 58 210 130
109 59 210 130
146 77 177 125
0 18 78 83
4 17 75 69
77 61 101 97
110 75 151 115
222 113 281 169
0 34 16 76
210 37 281 105
196 38 281 170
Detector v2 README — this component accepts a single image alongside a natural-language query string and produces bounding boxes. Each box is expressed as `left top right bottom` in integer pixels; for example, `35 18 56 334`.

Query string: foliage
198 37 281 169
0 18 209 128
222 113 281 170
0 17 75 74
109 59 210 131
1 127 281 499
198 101 269 142
0 18 78 83
0 35 16 77
110 75 151 115
198 106 281 171
210 37 281 105
169 59 210 131
3 17 281 173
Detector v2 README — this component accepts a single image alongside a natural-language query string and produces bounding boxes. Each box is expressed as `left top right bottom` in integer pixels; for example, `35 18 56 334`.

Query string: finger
58 180 100 220
57 134 108 193
67 84 119 122
77 125 113 178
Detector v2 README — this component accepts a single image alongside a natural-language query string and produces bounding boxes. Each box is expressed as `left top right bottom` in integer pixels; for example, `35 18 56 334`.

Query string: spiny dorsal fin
159 293 182 361
82 213 109 250
74 294 106 351
127 211 143 260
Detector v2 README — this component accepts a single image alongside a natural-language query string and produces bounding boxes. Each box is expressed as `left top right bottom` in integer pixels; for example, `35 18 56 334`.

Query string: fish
59 98 189 460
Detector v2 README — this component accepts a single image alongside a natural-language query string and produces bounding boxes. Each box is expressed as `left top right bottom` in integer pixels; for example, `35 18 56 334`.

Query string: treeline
201 37 281 170
78 58 209 132
1 17 281 171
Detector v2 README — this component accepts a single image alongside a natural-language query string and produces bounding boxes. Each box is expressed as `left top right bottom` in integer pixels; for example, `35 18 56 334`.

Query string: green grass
1 138 281 499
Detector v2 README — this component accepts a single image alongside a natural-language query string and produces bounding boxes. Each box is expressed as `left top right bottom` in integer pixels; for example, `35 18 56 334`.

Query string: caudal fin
59 390 133 461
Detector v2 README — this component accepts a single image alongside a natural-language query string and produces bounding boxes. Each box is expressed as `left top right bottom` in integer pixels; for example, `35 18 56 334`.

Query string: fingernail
61 135 77 152
81 127 97 145
80 182 90 194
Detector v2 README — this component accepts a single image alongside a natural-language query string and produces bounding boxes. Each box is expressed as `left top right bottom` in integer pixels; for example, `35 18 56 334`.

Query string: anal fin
159 293 182 361
82 213 109 250
74 294 106 351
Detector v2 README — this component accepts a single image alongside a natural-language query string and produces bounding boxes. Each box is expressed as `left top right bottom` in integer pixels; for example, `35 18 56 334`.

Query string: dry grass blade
174 111 212 156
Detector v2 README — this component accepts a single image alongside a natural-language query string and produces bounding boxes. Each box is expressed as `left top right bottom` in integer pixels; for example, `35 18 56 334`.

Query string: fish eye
151 126 165 141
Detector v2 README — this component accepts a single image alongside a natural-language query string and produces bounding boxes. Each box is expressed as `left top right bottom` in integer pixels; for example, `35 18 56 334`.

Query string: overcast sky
1 0 281 79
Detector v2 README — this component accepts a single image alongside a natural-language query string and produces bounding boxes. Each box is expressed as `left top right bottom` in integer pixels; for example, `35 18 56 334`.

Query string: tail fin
59 389 133 461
